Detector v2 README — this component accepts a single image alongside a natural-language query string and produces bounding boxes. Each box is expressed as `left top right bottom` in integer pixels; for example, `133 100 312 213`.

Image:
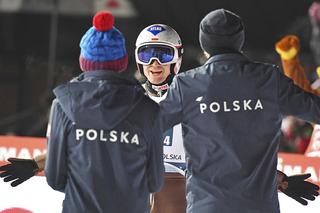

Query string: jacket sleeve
146 107 165 193
278 70 320 124
159 76 184 131
45 99 72 193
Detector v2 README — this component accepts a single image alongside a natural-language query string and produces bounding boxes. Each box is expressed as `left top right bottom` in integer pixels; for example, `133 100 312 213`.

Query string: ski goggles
135 44 180 65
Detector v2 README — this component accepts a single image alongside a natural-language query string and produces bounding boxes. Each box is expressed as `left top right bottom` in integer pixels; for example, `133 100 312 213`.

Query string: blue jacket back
160 53 320 213
45 70 164 213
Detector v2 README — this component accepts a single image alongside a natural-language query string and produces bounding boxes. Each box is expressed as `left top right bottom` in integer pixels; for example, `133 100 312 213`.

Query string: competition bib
162 124 186 173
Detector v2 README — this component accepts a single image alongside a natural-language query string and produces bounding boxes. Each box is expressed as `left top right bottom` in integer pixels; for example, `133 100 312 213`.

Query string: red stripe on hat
79 55 128 72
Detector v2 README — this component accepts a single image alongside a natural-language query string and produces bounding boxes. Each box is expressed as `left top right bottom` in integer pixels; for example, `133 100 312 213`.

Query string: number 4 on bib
162 128 173 146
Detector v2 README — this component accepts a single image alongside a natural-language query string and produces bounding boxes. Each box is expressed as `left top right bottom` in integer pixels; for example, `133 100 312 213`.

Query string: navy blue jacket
45 70 164 213
160 53 320 213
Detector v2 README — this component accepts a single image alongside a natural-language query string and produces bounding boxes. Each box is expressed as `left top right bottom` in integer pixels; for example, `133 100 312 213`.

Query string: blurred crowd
277 1 320 154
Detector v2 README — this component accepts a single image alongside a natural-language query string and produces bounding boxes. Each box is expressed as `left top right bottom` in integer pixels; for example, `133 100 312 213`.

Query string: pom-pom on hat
199 9 245 55
79 11 128 72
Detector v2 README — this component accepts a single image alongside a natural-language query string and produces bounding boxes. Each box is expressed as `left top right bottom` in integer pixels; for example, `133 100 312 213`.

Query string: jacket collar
205 52 250 65
76 70 140 86
82 70 124 79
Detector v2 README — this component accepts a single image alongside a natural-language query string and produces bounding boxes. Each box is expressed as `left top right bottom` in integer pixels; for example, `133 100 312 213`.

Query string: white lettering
233 100 240 111
198 99 264 113
243 100 252 111
33 149 45 158
86 129 97 141
312 136 320 150
283 165 302 175
100 130 107 142
76 129 84 140
110 130 117 142
210 102 220 112
277 158 283 171
17 148 32 159
200 103 207 114
277 158 319 182
121 132 129 143
131 134 140 145
74 129 140 146
150 26 161 31
0 147 46 161
0 147 16 161
163 136 171 146
255 99 263 110
223 101 231 112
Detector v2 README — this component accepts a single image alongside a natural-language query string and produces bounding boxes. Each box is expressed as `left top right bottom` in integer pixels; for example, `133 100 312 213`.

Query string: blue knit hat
79 11 128 72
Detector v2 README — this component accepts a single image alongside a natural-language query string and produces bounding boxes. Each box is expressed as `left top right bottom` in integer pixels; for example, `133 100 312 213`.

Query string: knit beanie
309 2 320 23
199 9 245 55
79 11 128 72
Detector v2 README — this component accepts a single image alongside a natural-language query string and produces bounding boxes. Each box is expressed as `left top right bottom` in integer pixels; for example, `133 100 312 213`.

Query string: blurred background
0 0 319 154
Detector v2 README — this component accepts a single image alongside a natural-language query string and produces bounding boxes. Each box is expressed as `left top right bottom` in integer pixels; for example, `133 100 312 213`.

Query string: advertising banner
305 124 320 157
0 136 319 212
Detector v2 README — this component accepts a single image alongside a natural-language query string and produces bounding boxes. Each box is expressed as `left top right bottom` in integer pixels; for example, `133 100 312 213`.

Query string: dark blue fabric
160 53 320 213
45 70 164 213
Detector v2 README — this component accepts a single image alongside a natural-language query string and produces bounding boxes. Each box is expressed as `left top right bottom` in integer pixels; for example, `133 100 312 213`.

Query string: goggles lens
137 45 175 64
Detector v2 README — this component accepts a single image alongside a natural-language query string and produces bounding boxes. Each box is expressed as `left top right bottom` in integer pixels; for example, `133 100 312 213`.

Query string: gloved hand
0 158 39 187
277 171 319 205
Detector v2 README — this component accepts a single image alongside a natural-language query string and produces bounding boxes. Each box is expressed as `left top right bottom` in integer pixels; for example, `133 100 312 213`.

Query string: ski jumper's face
143 60 171 85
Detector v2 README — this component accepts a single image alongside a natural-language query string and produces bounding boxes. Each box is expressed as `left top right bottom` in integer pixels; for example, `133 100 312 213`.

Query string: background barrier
0 136 319 213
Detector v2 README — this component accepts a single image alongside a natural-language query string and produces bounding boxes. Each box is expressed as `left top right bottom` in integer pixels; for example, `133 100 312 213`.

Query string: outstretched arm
277 170 319 205
0 153 46 187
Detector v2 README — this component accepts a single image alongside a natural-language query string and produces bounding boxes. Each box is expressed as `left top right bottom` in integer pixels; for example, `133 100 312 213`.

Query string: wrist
34 154 46 172
277 170 288 191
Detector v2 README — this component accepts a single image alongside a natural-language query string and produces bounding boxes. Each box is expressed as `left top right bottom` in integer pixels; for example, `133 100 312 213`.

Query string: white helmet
135 24 184 76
